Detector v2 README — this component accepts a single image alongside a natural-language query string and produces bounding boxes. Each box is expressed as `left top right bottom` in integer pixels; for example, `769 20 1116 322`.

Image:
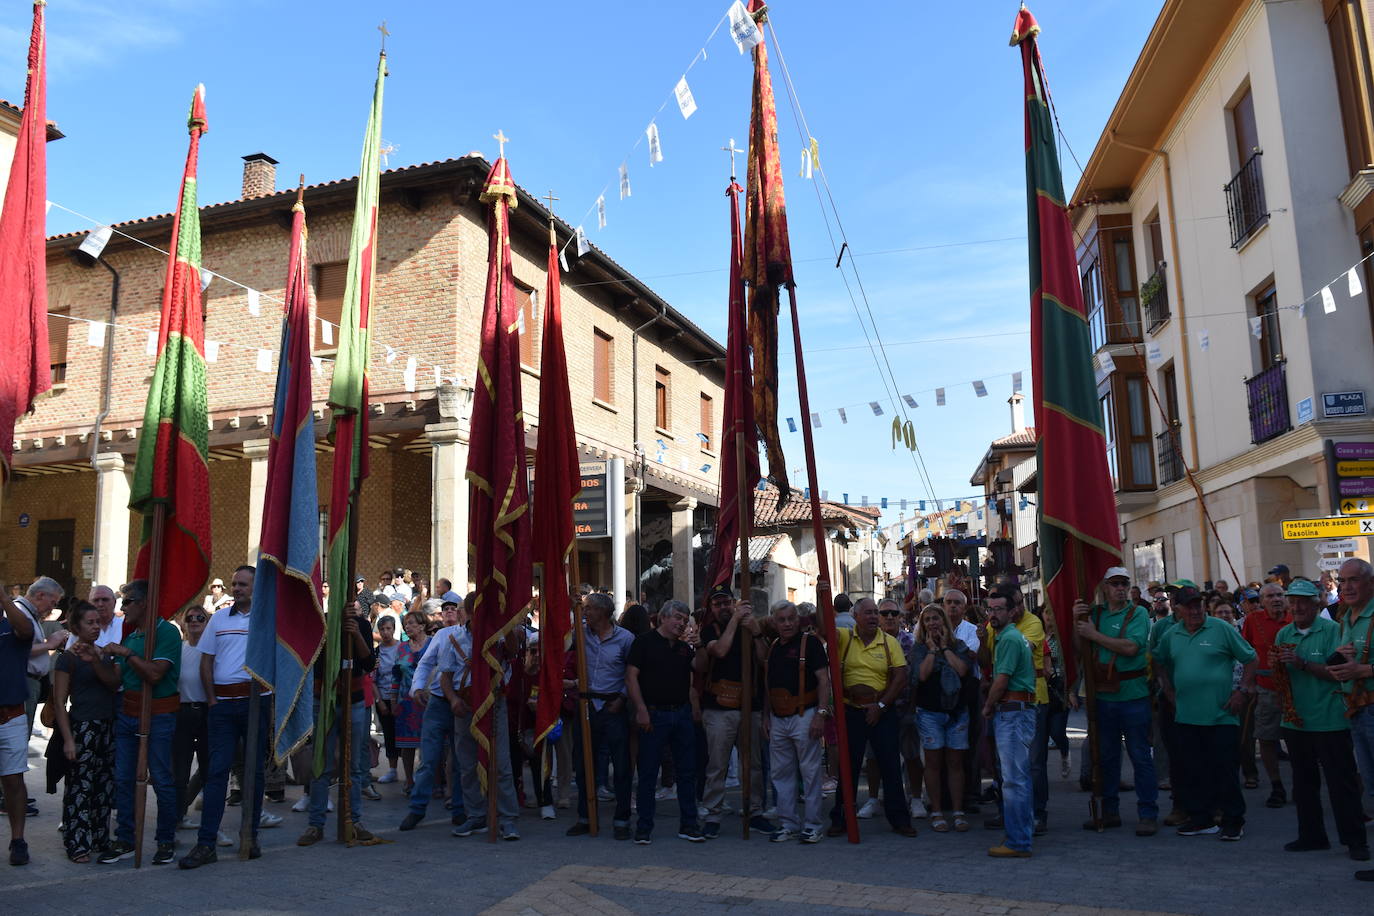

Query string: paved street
5 712 1368 915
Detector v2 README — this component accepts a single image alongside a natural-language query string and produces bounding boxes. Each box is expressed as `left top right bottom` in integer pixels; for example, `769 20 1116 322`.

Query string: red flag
1013 7 1122 685
0 1 49 490
707 181 760 590
532 227 580 746
466 157 534 782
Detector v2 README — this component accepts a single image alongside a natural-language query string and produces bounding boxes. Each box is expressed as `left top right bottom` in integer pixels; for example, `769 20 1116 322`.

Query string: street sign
1323 391 1367 418
1282 516 1374 540
1340 478 1374 497
574 461 609 538
1318 557 1344 571
1319 538 1359 552
1339 497 1374 516
1337 461 1374 477
1335 442 1374 461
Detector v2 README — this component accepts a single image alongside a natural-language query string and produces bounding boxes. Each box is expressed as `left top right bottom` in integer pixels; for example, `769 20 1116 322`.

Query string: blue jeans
995 707 1036 852
1097 697 1158 819
308 701 367 828
636 705 698 834
573 703 631 825
114 711 177 845
198 698 269 846
409 696 464 819
1352 708 1374 798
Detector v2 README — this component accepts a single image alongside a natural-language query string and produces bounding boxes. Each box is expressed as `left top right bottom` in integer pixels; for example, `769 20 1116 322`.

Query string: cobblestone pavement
5 713 1369 915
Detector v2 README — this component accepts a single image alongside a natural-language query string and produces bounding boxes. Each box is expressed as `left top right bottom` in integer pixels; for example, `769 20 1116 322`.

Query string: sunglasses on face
185 615 207 623
880 610 902 617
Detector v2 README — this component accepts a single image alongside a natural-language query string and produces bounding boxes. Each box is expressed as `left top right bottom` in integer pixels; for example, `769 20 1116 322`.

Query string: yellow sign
1337 461 1374 476
1282 516 1374 540
1341 498 1374 516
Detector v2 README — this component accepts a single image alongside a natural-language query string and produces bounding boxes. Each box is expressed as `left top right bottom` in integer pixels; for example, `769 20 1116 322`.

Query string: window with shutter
699 393 713 451
313 262 348 353
593 329 614 404
654 366 670 430
516 286 537 369
49 306 69 386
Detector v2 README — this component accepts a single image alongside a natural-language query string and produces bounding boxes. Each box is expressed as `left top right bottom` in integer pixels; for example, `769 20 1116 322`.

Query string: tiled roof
990 427 1036 449
753 482 881 529
748 534 784 563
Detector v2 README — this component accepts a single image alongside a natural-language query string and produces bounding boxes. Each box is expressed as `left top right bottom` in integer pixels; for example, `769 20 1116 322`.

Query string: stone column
243 439 271 565
91 452 131 589
427 421 470 593
609 456 626 615
671 497 697 606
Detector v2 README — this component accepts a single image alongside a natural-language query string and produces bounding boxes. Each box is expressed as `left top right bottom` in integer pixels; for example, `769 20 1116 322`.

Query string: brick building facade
6 153 725 612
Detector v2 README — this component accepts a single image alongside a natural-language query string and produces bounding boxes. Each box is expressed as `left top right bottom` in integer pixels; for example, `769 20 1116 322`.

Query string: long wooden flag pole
735 420 754 840
336 505 359 842
132 501 167 868
568 549 598 836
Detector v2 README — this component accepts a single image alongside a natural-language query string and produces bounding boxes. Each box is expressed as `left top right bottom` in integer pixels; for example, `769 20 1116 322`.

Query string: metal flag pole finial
494 129 509 160
542 189 559 244
722 138 743 180
378 20 389 52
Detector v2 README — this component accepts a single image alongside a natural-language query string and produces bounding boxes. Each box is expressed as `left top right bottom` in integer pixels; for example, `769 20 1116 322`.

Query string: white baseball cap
1103 566 1131 582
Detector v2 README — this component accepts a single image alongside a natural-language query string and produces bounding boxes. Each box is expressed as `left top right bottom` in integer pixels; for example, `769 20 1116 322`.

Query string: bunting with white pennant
646 122 663 166
674 77 697 119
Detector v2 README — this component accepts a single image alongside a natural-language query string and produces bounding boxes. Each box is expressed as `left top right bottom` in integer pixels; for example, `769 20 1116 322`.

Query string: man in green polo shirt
1328 557 1374 883
1150 579 1190 826
1273 578 1368 861
1154 586 1256 841
1074 566 1157 836
99 578 183 866
982 586 1036 858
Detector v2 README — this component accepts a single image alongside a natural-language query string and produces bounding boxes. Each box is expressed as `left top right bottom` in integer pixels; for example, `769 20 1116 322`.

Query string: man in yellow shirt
826 598 916 838
981 586 1049 835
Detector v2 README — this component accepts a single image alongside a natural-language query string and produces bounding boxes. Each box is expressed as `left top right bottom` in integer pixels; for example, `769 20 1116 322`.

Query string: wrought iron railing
1245 360 1290 444
1141 263 1170 332
1156 425 1184 486
1224 151 1267 247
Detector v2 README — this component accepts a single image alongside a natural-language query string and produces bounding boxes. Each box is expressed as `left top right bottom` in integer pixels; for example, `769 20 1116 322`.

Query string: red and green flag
466 155 534 783
1013 6 1122 685
0 1 49 500
245 187 324 763
316 53 385 773
129 85 212 621
532 224 580 746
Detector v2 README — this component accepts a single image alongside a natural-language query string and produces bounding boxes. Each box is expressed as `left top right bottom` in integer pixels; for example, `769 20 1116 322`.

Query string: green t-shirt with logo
1275 617 1347 733
1092 603 1150 702
1339 598 1374 700
118 618 182 699
1154 616 1255 726
993 625 1036 696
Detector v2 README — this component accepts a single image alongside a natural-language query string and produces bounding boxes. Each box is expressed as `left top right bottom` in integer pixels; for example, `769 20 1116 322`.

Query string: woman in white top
174 607 212 828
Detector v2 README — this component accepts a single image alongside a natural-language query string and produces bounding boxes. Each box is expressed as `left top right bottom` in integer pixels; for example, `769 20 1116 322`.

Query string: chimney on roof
1009 392 1026 434
241 152 278 199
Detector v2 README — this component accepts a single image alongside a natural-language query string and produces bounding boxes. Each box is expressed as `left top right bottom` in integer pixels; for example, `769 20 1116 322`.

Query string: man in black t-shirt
697 583 770 837
626 600 702 844
762 599 831 843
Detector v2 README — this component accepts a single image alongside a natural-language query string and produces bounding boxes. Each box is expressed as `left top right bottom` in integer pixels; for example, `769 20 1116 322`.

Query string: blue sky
9 0 1163 518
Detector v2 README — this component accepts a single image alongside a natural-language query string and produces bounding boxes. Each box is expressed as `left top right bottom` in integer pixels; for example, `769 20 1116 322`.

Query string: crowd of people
2 558 1373 883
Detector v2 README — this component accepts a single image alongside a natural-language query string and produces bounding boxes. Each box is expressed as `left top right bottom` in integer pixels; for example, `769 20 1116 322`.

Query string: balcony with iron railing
1141 263 1170 332
1156 424 1184 486
1224 151 1268 248
1245 360 1290 444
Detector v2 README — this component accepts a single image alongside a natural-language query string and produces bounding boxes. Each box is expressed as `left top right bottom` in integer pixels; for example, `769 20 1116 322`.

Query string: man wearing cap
1149 580 1191 822
1269 564 1293 590
1238 588 1260 620
398 594 468 832
982 586 1036 857
1074 567 1157 835
1154 586 1257 840
1273 578 1369 861
696 583 770 838
1241 581 1292 806
1328 559 1374 864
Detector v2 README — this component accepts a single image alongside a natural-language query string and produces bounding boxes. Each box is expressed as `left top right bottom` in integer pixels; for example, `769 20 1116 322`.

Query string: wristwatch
817 707 832 717
877 701 886 710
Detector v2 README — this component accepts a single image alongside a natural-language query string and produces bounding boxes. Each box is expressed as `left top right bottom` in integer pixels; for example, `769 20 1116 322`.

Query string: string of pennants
784 371 1025 437
553 0 821 266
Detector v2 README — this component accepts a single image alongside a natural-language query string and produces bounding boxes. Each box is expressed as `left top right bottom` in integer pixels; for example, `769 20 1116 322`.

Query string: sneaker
265 790 286 803
1060 756 1071 779
677 824 705 842
378 769 399 784
697 805 709 819
702 822 720 839
771 828 797 843
596 785 615 802
98 841 135 864
296 826 324 846
178 815 199 831
821 778 837 794
227 790 242 807
259 811 283 828
909 797 927 819
749 815 776 834
1219 824 1244 841
1136 819 1158 837
634 829 651 845
540 804 556 820
988 844 1032 858
654 785 677 801
399 812 423 832
1033 818 1048 837
451 817 487 837
178 844 218 869
9 839 29 866
24 799 37 817
500 824 520 841
361 785 382 801
857 796 882 819
799 827 823 844
291 796 309 813
614 825 632 841
1265 786 1287 809
216 831 234 847
152 842 176 865
349 825 377 843
1176 822 1220 836
565 822 591 837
